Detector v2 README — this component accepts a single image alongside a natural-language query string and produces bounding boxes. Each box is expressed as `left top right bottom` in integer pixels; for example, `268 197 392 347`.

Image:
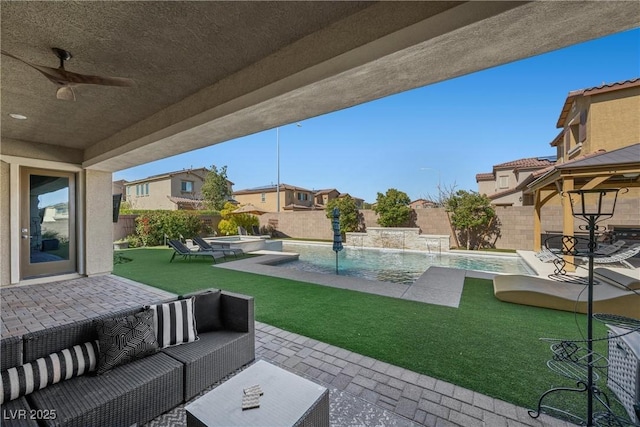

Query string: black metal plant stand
528 189 640 427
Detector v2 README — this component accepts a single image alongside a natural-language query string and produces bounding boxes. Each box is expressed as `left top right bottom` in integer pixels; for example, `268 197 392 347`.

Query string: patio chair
535 248 560 263
192 236 243 258
582 243 640 268
251 225 261 235
167 239 225 263
238 226 248 236
592 240 626 256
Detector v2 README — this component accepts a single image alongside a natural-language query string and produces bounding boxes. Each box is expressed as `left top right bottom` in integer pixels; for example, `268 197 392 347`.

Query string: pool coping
215 251 497 308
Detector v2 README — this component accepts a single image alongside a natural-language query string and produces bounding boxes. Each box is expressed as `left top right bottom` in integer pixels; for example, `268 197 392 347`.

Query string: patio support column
562 177 575 272
533 189 542 251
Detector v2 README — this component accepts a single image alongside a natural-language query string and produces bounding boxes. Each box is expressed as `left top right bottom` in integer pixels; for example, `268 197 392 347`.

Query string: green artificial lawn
114 247 616 417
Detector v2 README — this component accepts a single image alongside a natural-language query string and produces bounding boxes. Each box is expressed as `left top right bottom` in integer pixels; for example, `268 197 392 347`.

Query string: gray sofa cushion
180 289 223 332
162 331 254 401
27 352 183 427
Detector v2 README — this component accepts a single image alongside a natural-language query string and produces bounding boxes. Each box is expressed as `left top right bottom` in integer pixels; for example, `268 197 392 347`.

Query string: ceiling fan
1 47 135 101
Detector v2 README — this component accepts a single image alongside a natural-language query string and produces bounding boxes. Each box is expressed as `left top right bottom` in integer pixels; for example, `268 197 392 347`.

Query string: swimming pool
280 243 533 284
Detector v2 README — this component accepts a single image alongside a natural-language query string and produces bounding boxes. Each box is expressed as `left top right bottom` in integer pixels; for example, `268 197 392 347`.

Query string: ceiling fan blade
55 70 135 87
56 86 76 101
1 49 135 87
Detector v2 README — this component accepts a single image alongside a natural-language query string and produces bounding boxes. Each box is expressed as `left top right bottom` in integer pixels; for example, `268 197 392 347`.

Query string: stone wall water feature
346 227 450 252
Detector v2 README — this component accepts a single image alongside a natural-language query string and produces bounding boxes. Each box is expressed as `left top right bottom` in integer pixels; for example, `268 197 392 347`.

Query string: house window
498 176 509 189
181 180 194 192
297 192 308 201
136 184 149 196
261 193 266 202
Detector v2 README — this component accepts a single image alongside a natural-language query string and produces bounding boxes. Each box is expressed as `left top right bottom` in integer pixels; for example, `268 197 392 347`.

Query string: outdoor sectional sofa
0 289 254 427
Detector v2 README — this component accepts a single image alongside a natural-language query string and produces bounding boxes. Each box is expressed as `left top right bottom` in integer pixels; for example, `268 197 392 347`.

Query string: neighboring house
123 168 233 210
315 189 340 207
409 198 437 209
233 184 315 212
336 193 365 209
553 78 640 162
476 157 556 206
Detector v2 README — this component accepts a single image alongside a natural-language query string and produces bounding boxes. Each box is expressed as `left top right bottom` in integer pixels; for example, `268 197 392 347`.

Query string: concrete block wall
259 199 638 251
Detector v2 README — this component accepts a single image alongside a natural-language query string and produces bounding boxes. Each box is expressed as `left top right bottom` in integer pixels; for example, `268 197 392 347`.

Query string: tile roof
493 157 555 170
234 183 313 195
556 77 640 128
475 172 494 182
476 157 555 181
125 167 210 185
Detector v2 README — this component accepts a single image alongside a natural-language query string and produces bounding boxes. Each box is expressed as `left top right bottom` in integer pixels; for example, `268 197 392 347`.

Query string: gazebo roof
527 143 640 193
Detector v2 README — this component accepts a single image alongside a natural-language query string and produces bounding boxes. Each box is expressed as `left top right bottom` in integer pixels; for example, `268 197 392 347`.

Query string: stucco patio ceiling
1 1 638 172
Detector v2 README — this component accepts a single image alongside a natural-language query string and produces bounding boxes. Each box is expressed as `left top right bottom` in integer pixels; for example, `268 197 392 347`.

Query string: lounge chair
594 240 626 256
493 274 639 318
192 236 243 258
582 243 640 268
238 226 248 236
251 225 261 235
167 239 225 263
535 248 560 262
594 267 640 291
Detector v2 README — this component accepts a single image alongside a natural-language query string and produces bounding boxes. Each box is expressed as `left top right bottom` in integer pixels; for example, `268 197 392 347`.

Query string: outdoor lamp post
276 123 302 212
567 188 620 426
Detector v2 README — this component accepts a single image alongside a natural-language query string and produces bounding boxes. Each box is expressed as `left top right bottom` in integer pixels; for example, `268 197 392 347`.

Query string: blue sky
114 28 640 203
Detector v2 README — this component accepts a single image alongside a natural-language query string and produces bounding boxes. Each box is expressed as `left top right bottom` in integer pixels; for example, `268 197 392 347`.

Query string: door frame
6 156 85 284
20 167 77 279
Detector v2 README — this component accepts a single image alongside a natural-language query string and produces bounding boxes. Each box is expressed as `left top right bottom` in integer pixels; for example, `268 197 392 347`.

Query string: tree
444 190 496 250
201 165 231 211
217 202 259 235
325 196 363 234
373 188 411 227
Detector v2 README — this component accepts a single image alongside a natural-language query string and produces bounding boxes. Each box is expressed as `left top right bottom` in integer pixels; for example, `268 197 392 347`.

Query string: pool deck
215 251 495 308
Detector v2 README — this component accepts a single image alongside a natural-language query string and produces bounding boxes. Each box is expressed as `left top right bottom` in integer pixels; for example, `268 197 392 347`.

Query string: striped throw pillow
150 298 198 348
0 340 99 404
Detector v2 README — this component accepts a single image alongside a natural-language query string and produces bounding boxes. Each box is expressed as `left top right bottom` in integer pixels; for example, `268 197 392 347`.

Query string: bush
373 188 412 227
135 211 205 246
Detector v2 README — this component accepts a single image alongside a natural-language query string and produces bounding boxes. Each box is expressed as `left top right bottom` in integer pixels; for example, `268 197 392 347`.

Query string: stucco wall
588 88 640 152
1 160 10 286
84 170 114 276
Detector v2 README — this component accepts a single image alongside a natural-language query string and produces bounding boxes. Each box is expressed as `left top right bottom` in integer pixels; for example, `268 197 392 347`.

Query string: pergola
527 144 640 270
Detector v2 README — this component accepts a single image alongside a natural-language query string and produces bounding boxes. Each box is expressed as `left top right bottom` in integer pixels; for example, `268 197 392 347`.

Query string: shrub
217 202 259 235
135 211 204 246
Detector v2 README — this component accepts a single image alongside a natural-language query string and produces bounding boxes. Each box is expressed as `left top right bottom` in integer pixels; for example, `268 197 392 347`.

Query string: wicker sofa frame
0 290 255 427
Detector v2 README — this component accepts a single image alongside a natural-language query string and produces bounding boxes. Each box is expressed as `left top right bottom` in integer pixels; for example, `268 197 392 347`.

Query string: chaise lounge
168 239 226 263
493 274 639 318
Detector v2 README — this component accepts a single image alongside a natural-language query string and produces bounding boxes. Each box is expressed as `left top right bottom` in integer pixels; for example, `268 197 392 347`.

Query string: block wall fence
113 200 639 251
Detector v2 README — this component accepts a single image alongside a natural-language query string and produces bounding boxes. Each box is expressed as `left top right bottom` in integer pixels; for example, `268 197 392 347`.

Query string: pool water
280 243 533 284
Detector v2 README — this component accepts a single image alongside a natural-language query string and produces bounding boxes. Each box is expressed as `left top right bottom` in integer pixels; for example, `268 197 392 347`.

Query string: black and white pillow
0 340 99 404
95 309 159 375
150 298 198 348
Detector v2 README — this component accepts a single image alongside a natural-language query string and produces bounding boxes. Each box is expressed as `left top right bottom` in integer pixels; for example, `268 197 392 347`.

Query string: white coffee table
185 360 329 427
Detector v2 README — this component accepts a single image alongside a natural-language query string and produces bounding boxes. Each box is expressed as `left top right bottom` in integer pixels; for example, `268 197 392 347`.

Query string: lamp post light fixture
569 189 620 426
276 123 302 212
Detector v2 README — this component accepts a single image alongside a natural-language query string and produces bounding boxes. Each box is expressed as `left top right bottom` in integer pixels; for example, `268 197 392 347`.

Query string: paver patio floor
1 275 572 426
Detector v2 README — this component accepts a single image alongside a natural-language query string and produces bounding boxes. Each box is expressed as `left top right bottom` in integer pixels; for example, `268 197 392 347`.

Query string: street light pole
276 123 302 212
276 127 280 212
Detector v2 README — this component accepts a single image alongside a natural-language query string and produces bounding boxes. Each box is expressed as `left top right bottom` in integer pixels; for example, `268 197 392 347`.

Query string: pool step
401 266 466 308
